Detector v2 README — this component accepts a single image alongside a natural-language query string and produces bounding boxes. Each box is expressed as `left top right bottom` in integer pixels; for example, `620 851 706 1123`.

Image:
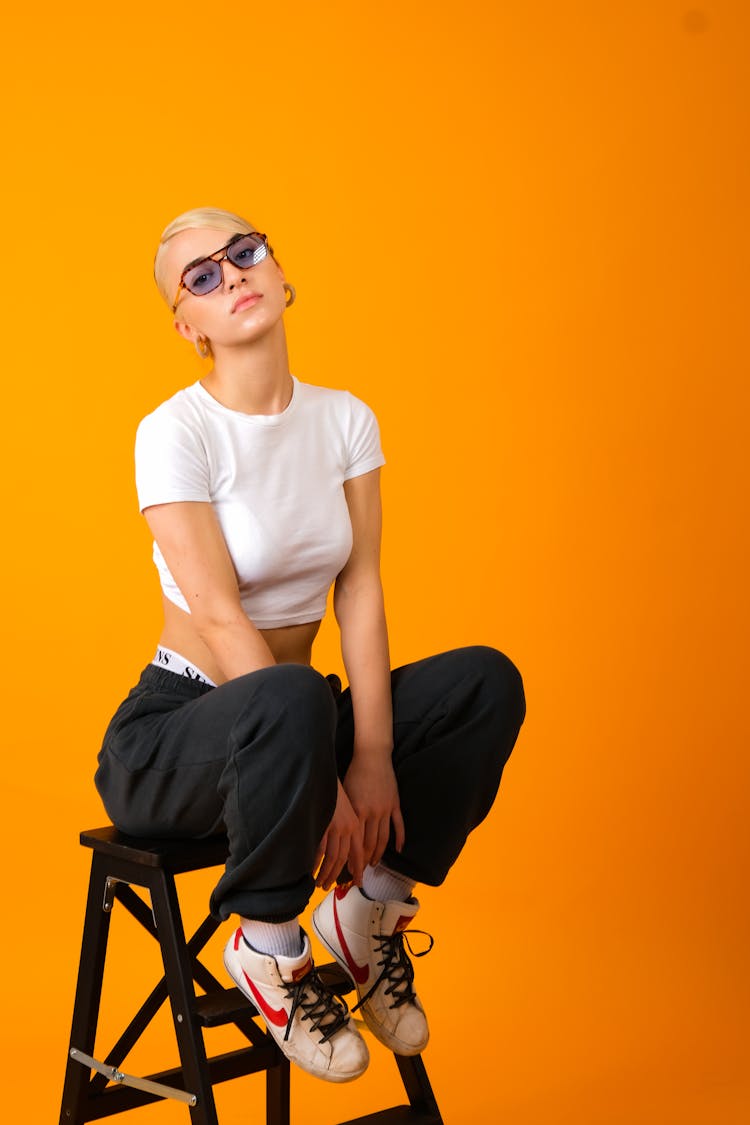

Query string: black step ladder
59 826 444 1124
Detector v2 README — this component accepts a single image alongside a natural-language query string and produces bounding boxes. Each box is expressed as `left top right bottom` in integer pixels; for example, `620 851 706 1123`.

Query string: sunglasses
172 232 270 312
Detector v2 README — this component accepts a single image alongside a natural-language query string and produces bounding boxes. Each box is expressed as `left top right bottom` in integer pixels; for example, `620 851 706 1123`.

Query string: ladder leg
266 1053 290 1125
59 853 113 1125
149 868 220 1125
395 1053 443 1122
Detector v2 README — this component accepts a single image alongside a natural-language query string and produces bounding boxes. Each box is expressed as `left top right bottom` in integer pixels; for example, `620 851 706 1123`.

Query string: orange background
1 2 748 1122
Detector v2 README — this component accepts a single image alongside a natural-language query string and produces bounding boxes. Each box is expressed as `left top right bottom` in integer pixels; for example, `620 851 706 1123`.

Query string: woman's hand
343 756 405 871
314 781 365 890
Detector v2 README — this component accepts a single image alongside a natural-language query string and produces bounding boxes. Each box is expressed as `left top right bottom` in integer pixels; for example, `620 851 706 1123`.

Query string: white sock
362 863 416 903
240 917 303 958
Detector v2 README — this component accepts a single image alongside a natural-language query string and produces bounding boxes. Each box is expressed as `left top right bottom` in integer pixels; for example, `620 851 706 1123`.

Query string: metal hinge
102 877 157 928
102 876 125 913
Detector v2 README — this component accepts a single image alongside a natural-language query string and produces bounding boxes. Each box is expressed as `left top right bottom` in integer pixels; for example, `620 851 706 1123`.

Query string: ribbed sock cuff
240 917 303 958
362 863 416 903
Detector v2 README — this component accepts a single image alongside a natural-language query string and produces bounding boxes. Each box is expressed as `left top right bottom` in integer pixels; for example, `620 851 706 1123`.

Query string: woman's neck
201 321 293 415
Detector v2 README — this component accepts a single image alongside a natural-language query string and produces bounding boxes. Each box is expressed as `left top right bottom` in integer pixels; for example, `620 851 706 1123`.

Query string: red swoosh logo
242 970 288 1028
333 885 369 984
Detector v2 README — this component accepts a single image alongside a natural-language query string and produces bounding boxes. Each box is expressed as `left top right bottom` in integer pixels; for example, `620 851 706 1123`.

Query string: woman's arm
143 501 276 679
334 469 405 868
148 500 364 889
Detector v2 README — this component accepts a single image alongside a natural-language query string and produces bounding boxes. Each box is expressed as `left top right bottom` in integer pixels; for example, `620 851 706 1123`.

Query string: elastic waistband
152 646 216 686
138 662 216 698
135 663 343 700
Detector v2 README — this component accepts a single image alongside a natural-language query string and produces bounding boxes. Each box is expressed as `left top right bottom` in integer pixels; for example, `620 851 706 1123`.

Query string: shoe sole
223 945 368 1083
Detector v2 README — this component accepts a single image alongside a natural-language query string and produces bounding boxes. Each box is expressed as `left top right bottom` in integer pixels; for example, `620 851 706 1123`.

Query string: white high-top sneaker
312 883 431 1055
223 926 369 1082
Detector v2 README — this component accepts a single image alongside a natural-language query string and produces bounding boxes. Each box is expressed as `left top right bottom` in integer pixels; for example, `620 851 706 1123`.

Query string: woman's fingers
360 802 405 869
315 823 343 888
316 832 342 889
318 782 407 890
370 815 391 869
362 818 379 868
316 823 366 889
316 781 354 888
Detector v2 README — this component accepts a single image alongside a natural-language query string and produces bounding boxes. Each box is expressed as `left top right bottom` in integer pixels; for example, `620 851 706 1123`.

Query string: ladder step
317 962 354 995
195 987 259 1027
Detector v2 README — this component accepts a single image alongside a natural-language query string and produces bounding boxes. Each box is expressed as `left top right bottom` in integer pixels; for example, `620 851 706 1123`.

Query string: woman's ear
173 317 198 344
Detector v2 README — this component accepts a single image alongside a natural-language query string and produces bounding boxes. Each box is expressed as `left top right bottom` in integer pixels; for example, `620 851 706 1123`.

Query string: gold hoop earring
195 337 211 359
283 283 296 308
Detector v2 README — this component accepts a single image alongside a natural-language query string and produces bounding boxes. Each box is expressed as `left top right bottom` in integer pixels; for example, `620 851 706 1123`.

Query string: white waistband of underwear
152 646 216 687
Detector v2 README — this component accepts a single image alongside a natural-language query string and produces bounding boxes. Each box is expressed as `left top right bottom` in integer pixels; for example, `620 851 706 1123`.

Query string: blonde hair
153 206 257 308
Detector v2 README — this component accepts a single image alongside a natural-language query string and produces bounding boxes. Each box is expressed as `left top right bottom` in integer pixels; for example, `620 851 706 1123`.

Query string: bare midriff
158 595 322 684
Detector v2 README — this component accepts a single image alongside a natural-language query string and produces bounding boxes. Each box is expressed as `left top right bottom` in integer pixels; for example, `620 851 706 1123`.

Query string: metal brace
70 1047 197 1106
102 876 126 913
102 877 157 928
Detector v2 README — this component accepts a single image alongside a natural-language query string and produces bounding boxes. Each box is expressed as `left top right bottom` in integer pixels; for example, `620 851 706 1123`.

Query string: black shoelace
353 929 434 1013
281 967 352 1043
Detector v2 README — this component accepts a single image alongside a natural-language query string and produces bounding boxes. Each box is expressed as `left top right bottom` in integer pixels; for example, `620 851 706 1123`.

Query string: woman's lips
232 292 262 313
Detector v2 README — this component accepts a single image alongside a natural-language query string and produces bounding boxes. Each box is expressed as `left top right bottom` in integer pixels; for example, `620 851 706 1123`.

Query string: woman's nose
221 258 247 290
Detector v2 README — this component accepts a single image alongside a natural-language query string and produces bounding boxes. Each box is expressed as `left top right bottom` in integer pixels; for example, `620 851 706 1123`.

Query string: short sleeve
343 394 386 480
134 408 210 512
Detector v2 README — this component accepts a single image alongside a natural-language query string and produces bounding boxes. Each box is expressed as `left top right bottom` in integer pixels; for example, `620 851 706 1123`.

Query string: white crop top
135 376 385 629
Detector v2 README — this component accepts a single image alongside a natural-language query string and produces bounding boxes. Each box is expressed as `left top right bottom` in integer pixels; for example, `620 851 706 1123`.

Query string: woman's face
163 226 288 350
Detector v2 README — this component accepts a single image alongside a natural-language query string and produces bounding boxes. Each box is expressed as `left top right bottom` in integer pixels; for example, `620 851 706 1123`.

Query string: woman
95 206 526 1084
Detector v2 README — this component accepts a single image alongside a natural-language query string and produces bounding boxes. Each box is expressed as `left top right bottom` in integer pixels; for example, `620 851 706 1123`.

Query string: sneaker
223 926 369 1082
312 883 432 1056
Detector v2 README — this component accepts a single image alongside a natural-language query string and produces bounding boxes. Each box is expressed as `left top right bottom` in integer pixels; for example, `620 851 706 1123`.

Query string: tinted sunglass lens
228 234 267 268
184 259 222 296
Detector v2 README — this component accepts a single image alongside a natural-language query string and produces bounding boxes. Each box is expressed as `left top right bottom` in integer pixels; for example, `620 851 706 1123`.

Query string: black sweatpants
95 646 525 922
